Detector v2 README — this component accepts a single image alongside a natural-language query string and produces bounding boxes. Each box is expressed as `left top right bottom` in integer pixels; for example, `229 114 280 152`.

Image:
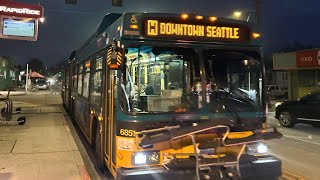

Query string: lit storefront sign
296 49 320 67
0 1 43 18
0 6 40 16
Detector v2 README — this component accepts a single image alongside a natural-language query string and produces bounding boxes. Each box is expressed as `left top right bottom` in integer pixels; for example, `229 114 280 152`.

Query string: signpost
0 1 44 41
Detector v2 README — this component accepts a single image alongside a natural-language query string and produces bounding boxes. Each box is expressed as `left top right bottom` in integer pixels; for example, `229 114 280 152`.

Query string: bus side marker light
130 25 138 29
252 32 261 39
181 14 189 20
196 15 203 20
209 16 217 22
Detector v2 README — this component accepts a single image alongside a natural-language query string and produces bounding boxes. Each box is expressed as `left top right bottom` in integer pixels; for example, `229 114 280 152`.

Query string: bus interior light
252 32 261 39
130 25 139 29
196 15 203 20
209 16 218 22
181 14 189 20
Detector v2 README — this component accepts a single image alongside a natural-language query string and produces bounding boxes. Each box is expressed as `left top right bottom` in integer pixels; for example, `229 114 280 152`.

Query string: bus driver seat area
147 89 182 112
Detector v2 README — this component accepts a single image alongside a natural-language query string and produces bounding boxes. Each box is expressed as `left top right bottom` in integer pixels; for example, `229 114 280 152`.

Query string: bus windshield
204 50 262 112
120 46 200 113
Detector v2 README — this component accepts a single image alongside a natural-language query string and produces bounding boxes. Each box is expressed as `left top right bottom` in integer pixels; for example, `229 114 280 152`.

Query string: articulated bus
62 13 282 180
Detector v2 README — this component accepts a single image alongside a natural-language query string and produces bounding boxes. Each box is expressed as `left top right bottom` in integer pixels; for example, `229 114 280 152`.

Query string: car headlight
275 102 283 108
246 143 268 155
132 151 160 165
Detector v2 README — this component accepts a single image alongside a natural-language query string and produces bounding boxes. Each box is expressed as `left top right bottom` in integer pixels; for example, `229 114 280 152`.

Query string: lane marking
284 135 313 140
283 135 320 146
282 169 305 180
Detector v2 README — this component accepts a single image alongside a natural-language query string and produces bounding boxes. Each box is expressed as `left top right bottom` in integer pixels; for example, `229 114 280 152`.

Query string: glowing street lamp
233 11 242 18
39 17 45 23
232 10 255 22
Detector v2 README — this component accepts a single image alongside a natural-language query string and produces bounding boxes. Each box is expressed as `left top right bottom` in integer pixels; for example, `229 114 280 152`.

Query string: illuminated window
77 64 83 95
83 60 91 98
78 74 82 95
90 56 103 105
121 46 200 113
83 73 90 98
73 66 77 88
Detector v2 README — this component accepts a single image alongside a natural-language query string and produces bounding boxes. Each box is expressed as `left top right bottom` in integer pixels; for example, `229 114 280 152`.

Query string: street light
39 17 45 23
233 11 242 18
232 10 255 22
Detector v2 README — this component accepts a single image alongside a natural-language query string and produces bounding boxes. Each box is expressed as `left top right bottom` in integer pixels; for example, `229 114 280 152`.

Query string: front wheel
278 111 295 128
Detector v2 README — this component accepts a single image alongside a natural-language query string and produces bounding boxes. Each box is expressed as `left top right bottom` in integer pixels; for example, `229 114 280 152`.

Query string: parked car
35 79 49 90
275 91 320 127
266 85 288 99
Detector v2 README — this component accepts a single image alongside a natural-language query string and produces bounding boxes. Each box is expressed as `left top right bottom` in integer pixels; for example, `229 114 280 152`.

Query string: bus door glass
120 46 201 113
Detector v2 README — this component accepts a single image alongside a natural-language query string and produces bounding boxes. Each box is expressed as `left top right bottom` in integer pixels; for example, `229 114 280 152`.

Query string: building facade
273 49 320 100
0 56 16 90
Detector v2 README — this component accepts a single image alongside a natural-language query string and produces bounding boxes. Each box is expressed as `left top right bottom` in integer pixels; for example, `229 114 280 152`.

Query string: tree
26 58 45 73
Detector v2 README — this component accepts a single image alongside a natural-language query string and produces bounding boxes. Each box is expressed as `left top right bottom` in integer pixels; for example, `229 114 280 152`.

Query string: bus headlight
132 152 160 165
134 153 147 165
247 143 268 155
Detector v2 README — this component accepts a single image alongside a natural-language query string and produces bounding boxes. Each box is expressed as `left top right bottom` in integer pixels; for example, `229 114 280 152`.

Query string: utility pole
255 0 260 26
25 64 28 92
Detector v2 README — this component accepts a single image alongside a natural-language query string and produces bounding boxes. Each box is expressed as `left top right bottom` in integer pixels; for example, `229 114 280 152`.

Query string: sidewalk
0 94 96 180
0 90 26 96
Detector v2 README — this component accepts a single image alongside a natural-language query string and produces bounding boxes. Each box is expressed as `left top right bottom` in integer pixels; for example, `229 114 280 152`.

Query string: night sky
0 0 320 67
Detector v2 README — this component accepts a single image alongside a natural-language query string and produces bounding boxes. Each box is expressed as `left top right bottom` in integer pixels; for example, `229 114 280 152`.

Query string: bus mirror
107 42 123 70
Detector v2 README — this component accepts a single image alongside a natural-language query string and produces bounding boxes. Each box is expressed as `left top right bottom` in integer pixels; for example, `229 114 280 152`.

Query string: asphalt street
267 112 320 180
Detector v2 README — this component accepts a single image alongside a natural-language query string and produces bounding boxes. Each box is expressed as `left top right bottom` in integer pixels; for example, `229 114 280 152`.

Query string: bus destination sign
144 19 250 42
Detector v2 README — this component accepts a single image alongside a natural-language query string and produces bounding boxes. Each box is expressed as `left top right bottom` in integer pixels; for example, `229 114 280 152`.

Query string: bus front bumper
116 155 281 180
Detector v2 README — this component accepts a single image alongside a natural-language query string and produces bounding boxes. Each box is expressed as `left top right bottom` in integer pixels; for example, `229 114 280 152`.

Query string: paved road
267 112 320 180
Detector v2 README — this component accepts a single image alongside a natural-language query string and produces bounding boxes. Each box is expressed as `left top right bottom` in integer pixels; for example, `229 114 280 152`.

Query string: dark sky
0 0 320 67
